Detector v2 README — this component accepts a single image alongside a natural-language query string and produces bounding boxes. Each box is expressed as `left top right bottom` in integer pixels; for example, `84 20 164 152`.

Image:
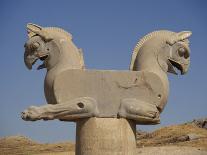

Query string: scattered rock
136 146 207 155
191 118 207 129
136 122 207 149
136 129 148 140
187 133 206 140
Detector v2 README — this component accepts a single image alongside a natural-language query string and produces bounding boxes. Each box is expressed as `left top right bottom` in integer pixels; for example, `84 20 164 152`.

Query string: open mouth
39 55 48 61
37 54 49 70
168 59 184 75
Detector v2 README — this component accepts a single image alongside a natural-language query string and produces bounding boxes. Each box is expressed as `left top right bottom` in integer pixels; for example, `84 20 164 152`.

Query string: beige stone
76 118 136 155
21 23 192 155
22 26 192 123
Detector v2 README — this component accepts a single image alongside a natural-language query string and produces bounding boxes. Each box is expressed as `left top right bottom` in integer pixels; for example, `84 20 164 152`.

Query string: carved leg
118 98 160 125
21 97 99 121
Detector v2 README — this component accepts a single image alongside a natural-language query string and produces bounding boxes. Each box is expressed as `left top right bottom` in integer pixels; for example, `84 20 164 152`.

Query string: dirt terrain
0 119 207 155
137 123 207 148
0 136 74 155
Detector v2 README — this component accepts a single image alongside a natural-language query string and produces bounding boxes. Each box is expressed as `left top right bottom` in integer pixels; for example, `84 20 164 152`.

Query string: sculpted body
22 23 191 124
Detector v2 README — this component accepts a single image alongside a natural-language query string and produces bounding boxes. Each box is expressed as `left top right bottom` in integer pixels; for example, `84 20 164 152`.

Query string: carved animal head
130 30 192 75
24 23 84 70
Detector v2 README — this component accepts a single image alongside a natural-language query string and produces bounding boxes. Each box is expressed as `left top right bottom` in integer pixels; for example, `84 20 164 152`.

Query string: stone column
76 118 136 155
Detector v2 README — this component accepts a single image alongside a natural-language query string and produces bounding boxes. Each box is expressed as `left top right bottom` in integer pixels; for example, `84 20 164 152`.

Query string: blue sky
0 0 207 143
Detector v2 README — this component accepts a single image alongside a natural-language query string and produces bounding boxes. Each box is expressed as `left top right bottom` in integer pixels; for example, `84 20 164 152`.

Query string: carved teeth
37 54 48 70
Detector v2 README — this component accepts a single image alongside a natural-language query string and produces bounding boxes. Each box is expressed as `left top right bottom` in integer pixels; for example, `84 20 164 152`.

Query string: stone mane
130 30 175 70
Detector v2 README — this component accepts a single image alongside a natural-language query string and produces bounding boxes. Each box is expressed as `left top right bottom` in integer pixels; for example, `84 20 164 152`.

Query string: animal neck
135 41 169 111
48 40 83 72
137 51 169 84
44 40 83 104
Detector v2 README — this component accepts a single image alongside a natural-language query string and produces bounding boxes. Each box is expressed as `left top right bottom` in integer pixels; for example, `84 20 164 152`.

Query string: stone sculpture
22 24 191 125
21 23 192 154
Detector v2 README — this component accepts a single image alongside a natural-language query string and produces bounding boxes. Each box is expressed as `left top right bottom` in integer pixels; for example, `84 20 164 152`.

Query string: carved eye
178 47 189 59
30 42 40 50
178 47 185 57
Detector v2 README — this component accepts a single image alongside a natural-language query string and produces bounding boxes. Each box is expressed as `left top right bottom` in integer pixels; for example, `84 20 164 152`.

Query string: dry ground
137 123 207 149
0 136 74 155
0 121 207 155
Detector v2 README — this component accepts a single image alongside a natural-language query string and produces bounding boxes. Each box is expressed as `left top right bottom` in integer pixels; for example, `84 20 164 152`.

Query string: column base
76 117 136 155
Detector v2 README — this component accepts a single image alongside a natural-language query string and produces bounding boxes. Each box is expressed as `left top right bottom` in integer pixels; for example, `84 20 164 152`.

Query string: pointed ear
167 31 192 45
27 23 43 38
26 23 53 41
40 30 53 41
177 31 192 40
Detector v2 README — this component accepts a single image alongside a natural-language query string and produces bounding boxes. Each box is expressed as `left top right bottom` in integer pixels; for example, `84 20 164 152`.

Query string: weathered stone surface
76 118 136 155
54 69 163 123
22 25 192 123
21 23 192 155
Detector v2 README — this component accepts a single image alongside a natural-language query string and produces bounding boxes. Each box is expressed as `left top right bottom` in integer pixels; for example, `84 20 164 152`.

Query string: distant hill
137 122 207 148
0 135 74 155
0 118 206 155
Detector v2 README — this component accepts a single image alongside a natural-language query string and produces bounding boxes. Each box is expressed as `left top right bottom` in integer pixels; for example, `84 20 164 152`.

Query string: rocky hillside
0 118 206 155
137 122 207 149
